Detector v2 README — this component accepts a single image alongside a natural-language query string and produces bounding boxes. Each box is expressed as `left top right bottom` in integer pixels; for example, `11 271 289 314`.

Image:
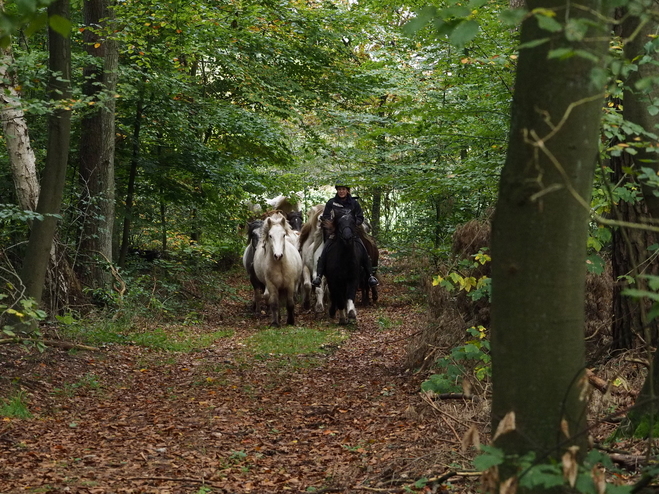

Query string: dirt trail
0 256 484 493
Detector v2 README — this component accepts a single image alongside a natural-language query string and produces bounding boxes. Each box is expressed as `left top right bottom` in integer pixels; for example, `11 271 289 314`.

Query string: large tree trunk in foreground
19 0 72 308
488 0 609 488
77 0 118 289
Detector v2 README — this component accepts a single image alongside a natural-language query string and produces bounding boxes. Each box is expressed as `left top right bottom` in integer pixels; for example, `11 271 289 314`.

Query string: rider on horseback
311 182 379 289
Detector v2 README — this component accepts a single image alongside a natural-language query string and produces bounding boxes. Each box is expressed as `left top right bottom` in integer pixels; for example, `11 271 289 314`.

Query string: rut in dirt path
0 260 485 494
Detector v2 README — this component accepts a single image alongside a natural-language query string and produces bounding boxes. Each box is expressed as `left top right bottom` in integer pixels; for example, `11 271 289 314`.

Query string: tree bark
0 0 39 212
77 0 118 289
617 5 659 435
489 0 609 487
118 93 143 268
370 186 382 239
610 153 658 350
19 0 72 307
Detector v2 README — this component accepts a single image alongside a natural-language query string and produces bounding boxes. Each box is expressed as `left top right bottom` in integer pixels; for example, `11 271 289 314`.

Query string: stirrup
368 275 379 287
312 276 322 288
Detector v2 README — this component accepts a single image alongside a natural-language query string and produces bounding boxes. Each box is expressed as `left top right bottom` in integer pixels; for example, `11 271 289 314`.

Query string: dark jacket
321 194 364 226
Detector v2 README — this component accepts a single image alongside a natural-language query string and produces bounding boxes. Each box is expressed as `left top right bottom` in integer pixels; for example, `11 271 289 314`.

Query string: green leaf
564 18 589 41
548 48 574 59
402 6 437 35
641 274 659 291
449 20 479 48
473 445 505 470
586 254 605 275
518 37 550 50
622 288 659 302
535 13 562 33
500 8 527 26
48 14 71 37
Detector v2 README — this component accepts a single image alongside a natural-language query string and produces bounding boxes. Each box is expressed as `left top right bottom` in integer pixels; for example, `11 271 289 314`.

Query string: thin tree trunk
489 0 609 486
19 0 72 307
370 186 382 239
0 0 39 212
610 153 658 350
617 7 659 435
77 0 118 289
118 94 143 268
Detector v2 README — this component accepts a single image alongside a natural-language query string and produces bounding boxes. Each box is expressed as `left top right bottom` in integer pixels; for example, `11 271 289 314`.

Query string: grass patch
52 373 102 397
61 321 233 352
0 390 32 419
246 326 347 356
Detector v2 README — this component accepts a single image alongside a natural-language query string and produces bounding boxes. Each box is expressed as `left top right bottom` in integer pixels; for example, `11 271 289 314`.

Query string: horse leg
253 287 261 314
360 285 370 306
372 285 379 303
347 299 357 320
286 296 295 325
314 282 327 316
338 308 348 325
302 266 311 311
329 301 337 319
270 298 280 326
266 284 280 326
285 283 296 325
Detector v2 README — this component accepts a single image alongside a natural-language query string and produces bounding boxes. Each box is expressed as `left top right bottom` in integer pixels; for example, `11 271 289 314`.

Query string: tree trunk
0 0 39 212
77 0 118 289
19 0 72 307
370 186 382 239
617 9 659 436
489 0 609 487
118 89 144 268
610 153 658 350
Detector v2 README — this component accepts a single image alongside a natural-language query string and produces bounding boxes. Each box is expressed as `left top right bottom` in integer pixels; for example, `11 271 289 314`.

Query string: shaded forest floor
0 252 649 494
0 254 488 494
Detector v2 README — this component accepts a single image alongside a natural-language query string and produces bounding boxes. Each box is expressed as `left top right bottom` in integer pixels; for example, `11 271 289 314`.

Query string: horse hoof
348 310 356 319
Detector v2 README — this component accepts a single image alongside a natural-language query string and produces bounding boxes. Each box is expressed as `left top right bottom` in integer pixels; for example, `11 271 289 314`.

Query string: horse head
287 211 303 232
262 213 289 261
334 210 357 244
247 219 264 250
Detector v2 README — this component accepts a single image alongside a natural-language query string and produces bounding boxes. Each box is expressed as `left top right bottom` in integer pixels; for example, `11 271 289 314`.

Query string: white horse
254 212 303 326
298 204 329 314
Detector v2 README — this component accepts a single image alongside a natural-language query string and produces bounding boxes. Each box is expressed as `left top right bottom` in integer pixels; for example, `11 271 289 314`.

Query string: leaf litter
0 256 486 493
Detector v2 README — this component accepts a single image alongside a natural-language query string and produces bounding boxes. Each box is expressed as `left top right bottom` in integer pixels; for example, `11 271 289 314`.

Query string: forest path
0 254 484 493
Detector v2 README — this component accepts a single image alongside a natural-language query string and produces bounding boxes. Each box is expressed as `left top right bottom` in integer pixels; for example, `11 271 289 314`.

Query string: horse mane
246 219 263 245
266 195 299 215
262 212 293 238
298 204 324 249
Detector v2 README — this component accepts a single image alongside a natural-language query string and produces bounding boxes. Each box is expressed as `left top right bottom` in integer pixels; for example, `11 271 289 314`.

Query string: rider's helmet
335 180 350 192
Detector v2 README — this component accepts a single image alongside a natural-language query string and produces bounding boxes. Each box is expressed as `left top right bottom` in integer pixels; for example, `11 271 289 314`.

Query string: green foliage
432 248 491 301
60 316 233 351
0 0 56 46
0 390 32 419
621 274 659 322
1 292 48 351
474 446 632 493
52 373 102 397
421 325 490 394
629 414 659 438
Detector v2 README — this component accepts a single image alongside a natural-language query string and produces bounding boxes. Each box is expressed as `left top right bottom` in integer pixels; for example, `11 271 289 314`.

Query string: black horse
357 227 379 306
242 219 265 314
323 211 365 324
286 211 303 232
